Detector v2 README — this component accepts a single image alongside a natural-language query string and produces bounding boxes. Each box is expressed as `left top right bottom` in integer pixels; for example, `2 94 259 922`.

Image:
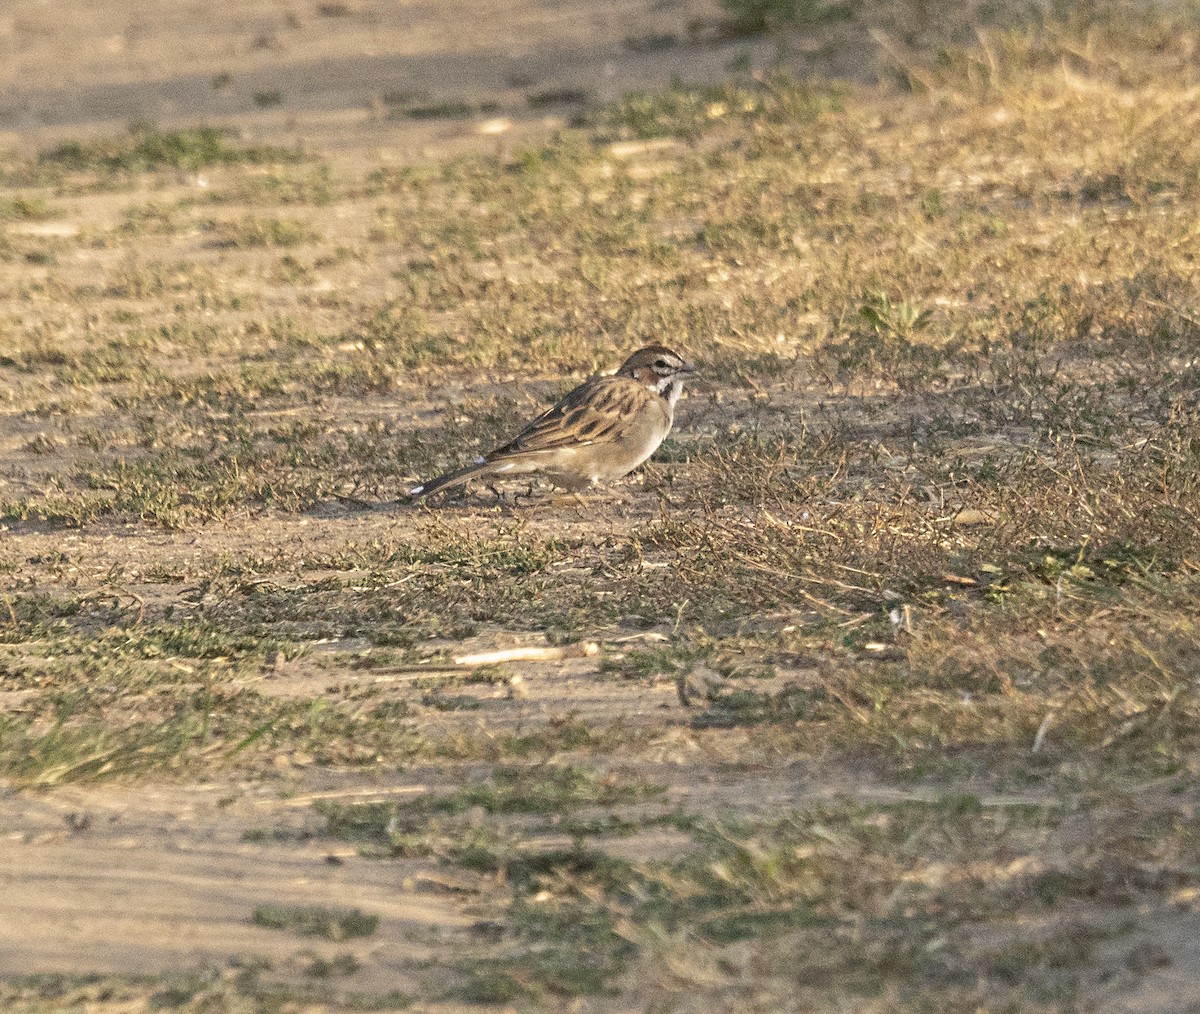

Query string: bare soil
0 2 831 1005
0 0 787 162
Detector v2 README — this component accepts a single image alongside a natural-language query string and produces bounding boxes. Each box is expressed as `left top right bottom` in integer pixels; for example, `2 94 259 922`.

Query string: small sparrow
410 345 696 499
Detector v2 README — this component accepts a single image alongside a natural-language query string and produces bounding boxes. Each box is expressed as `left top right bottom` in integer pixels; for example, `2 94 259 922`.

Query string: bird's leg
490 480 556 509
503 483 543 510
550 481 632 511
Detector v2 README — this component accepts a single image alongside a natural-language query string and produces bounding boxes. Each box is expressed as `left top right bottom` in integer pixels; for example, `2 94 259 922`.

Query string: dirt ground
0 0 787 162
3 1 1200 1011
0 494 833 1001
0 1 816 1006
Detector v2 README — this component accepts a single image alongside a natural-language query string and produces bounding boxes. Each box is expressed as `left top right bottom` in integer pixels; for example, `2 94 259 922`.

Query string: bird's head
617 345 696 402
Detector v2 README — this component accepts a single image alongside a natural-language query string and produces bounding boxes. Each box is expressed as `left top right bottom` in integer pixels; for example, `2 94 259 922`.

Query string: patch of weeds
272 253 316 283
0 695 239 787
251 904 378 940
303 953 361 978
392 100 491 120
437 797 1151 1004
498 717 648 758
422 692 482 711
526 87 592 108
719 0 852 36
343 300 444 369
429 764 665 815
0 196 51 221
0 963 391 1010
984 921 1130 1000
242 827 313 844
810 290 951 389
593 80 764 141
624 33 679 53
1 972 114 1001
318 764 664 848
727 49 754 71
119 200 193 236
205 214 319 249
459 879 633 1000
0 493 109 529
80 439 336 527
600 643 706 681
207 164 337 205
39 125 300 173
341 991 414 1011
148 966 222 1008
692 681 819 728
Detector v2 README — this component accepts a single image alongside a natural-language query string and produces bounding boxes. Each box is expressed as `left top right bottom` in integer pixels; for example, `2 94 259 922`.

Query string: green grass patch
441 797 1157 1004
205 214 319 249
38 125 302 173
251 904 379 940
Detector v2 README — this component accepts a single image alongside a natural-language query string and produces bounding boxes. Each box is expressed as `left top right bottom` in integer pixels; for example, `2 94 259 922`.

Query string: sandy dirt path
0 0 786 163
2 781 467 989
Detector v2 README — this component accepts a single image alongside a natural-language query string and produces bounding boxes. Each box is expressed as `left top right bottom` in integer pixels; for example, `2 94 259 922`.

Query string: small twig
671 600 689 637
795 587 855 617
940 572 977 586
1031 711 1056 753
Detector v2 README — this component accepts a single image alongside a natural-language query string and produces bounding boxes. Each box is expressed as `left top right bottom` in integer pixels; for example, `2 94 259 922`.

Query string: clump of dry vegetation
4 1 1200 1010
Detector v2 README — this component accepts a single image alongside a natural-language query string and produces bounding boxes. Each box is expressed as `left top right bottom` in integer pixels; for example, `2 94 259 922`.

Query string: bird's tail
409 460 497 499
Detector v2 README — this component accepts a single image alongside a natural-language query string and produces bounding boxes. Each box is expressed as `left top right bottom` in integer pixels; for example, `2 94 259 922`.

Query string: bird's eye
654 359 669 370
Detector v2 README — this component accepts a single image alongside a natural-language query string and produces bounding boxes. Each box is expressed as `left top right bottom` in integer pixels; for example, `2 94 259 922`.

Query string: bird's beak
680 360 697 374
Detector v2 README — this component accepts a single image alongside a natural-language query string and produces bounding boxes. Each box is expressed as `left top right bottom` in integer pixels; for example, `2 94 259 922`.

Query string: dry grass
4 1 1200 1010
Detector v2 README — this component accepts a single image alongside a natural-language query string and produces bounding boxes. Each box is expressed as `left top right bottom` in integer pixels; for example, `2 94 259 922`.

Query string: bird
409 345 696 500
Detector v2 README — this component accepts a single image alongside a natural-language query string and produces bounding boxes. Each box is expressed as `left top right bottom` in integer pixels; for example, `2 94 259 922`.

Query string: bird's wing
488 376 655 458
